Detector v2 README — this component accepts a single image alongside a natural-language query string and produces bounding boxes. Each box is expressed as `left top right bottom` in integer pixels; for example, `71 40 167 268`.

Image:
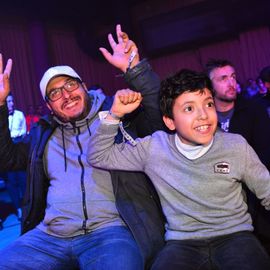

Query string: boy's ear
163 115 176 131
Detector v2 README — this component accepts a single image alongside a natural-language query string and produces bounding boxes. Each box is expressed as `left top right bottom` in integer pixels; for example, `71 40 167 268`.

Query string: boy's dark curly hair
160 69 213 119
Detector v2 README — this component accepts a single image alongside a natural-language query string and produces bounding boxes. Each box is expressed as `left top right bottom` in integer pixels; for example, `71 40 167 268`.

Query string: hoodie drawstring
61 125 67 172
86 119 91 136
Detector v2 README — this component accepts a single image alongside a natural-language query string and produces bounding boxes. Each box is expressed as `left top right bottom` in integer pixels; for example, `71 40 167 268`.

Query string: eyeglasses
45 79 81 102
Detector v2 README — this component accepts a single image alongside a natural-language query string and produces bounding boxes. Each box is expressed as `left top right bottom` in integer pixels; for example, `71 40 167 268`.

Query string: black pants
151 231 270 270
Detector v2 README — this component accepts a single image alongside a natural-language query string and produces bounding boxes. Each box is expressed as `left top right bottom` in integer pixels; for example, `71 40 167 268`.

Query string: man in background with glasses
0 25 165 269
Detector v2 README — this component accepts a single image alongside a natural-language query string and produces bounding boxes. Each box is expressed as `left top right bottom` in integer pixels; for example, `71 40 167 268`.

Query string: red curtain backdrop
0 18 269 114
48 25 128 95
0 22 40 113
151 27 270 85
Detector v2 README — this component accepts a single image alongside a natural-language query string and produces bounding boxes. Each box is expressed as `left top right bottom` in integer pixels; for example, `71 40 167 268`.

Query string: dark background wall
0 0 269 113
2 0 270 60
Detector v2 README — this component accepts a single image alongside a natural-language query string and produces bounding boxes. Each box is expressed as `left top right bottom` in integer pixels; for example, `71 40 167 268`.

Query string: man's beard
215 89 237 103
69 100 91 123
217 96 236 103
54 95 91 123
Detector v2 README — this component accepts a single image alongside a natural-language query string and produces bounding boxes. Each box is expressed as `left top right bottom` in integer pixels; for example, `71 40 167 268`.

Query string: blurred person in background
206 59 270 254
5 93 26 220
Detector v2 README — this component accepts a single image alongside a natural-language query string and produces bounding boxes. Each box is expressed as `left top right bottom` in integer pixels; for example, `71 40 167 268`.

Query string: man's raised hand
0 54 12 106
100 24 139 72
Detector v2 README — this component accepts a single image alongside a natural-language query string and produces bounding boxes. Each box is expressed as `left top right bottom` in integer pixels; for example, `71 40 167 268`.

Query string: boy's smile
163 88 217 146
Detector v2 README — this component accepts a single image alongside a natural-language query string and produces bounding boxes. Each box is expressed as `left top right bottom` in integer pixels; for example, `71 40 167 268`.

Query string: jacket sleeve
0 105 29 171
123 59 166 135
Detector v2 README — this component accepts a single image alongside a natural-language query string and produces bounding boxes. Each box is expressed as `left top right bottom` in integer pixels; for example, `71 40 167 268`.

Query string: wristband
108 111 122 120
127 51 137 71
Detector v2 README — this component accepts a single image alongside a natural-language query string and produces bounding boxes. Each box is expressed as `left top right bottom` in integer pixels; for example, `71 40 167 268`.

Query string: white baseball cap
39 66 82 100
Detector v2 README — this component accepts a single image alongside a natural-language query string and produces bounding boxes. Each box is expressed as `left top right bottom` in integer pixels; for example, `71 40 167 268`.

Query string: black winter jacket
224 95 270 254
227 96 270 170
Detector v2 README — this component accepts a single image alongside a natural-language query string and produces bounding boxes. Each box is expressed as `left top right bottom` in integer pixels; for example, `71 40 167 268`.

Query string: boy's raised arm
107 89 142 120
87 89 150 171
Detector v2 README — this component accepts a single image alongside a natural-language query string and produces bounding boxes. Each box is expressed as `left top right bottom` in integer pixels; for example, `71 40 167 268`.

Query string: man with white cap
0 25 165 269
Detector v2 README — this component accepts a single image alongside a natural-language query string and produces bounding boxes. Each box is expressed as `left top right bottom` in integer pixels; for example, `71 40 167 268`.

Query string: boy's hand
108 89 142 119
100 24 139 73
0 54 12 106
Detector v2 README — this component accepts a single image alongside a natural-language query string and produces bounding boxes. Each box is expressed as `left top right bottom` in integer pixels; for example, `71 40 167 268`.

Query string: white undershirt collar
175 135 213 160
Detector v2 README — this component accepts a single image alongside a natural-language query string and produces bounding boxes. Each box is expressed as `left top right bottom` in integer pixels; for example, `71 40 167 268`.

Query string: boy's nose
198 108 208 119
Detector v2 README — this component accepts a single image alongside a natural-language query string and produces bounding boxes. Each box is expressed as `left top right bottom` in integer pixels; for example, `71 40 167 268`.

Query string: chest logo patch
214 162 230 174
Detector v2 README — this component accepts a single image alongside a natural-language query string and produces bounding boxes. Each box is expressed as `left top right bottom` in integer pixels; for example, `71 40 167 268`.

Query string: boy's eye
184 106 193 112
207 102 215 108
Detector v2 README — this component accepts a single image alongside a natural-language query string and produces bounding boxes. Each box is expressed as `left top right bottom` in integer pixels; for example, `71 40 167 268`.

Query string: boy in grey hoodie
88 69 270 270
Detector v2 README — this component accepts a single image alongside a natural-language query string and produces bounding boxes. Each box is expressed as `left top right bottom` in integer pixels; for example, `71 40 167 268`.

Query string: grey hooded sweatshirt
38 91 125 237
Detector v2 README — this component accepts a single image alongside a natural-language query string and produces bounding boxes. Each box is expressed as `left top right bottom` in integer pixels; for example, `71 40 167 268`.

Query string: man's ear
82 82 88 92
46 102 52 111
163 115 176 131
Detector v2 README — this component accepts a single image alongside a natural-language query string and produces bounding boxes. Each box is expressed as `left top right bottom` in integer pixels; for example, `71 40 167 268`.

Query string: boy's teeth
196 125 208 131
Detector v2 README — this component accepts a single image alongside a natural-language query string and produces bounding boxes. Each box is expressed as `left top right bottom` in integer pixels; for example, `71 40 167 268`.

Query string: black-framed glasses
45 79 81 102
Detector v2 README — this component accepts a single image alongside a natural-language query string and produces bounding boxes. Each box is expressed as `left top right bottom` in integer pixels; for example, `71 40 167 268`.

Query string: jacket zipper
75 126 88 233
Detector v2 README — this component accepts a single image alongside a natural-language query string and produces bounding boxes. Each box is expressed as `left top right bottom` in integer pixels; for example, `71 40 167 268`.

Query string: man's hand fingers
0 54 11 104
124 40 137 54
117 24 129 46
0 54 3 74
99 48 113 63
4 59 12 77
3 73 10 92
108 33 117 50
121 32 129 43
116 24 124 44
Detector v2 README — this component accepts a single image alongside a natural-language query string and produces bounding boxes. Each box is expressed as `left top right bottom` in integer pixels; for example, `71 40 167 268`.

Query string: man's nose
228 77 236 86
62 88 72 98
